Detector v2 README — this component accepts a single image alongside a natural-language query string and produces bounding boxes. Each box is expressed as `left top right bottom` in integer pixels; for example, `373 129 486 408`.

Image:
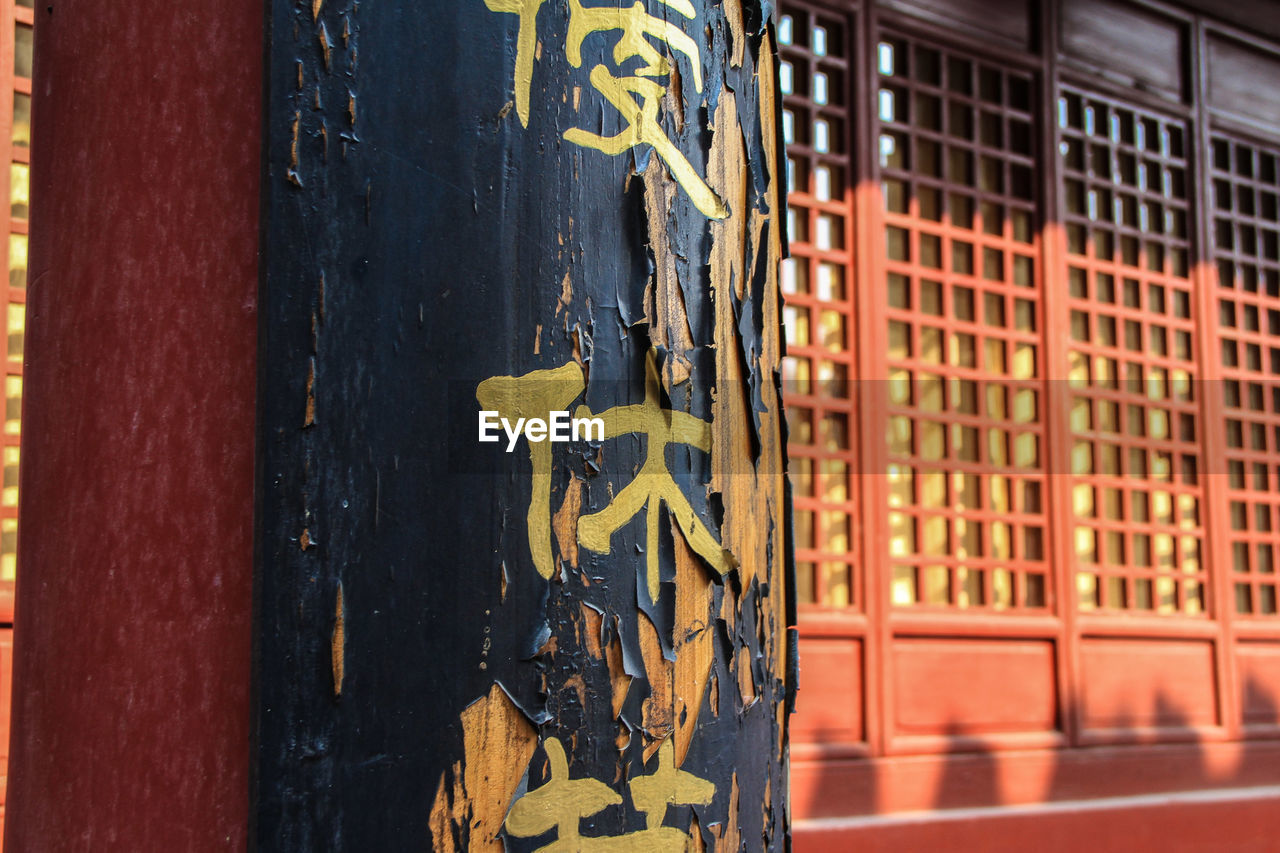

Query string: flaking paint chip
318 22 332 70
331 583 345 696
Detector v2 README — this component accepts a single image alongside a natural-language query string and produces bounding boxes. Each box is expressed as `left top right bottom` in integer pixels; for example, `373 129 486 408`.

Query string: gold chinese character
477 362 586 579
565 0 703 93
482 0 548 127
482 0 728 219
628 736 715 829
481 348 732 594
575 350 733 602
505 736 713 852
564 65 728 220
478 351 733 600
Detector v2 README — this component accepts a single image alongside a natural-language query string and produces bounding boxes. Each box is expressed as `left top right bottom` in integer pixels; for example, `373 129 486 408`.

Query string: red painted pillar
4 1 261 849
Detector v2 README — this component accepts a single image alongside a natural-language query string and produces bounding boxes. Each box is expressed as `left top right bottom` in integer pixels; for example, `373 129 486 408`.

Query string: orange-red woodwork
782 0 1280 848
0 0 32 835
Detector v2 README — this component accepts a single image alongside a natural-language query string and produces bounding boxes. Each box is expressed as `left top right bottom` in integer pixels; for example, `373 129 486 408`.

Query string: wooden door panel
1208 34 1280 129
880 0 1031 50
1060 0 1186 103
891 636 1057 736
792 636 865 744
1239 641 1280 728
1079 637 1219 731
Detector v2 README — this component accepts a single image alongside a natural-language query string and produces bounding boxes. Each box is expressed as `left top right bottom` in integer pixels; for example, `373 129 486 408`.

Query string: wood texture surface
255 1 792 849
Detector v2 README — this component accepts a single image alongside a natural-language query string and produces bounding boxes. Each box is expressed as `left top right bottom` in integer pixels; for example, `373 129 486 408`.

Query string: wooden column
255 0 792 850
5 0 262 849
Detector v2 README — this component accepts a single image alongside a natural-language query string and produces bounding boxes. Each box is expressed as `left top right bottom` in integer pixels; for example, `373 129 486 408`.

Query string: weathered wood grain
255 1 792 849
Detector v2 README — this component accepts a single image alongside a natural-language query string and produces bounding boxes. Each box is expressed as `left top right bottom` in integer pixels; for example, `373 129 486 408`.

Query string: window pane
878 32 1046 613
10 161 29 219
1212 132 1280 619
9 233 26 288
12 92 30 148
1061 89 1203 615
779 6 859 610
14 24 32 79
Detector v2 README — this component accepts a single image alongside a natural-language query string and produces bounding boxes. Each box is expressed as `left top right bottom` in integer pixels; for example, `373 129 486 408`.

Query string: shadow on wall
792 671 1280 807
789 676 1280 852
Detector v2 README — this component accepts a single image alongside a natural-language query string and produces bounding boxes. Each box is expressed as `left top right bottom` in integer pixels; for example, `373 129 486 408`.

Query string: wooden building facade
782 0 1280 849
1 0 1280 849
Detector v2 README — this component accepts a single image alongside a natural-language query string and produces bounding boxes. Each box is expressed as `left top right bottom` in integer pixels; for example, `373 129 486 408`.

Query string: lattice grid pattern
1 0 30 591
1059 89 1205 615
878 34 1049 612
1212 134 1280 618
779 4 859 608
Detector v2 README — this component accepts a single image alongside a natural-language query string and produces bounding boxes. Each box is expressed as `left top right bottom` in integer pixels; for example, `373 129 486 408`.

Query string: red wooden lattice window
0 0 31 837
780 0 1280 830
780 2 860 609
877 34 1048 612
1213 133 1280 618
1059 89 1205 615
0 0 28 616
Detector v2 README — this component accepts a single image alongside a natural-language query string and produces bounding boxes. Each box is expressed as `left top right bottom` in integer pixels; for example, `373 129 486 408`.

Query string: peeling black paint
255 0 791 850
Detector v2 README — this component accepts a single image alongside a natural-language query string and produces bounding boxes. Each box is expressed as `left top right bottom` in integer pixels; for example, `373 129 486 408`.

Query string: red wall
4 1 261 849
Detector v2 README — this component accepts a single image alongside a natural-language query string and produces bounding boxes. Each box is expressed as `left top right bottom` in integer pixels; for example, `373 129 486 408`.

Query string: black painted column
255 1 793 849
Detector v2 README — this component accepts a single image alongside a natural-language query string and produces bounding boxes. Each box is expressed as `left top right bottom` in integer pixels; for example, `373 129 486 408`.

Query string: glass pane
3 444 18 507
9 233 26 288
4 374 20 436
7 300 23 357
0 517 15 583
12 92 30 148
14 23 33 79
11 161 29 219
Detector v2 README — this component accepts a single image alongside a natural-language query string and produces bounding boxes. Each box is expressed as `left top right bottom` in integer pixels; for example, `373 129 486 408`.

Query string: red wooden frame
781 0 1280 830
0 0 30 837
876 30 1048 614
0 0 30 627
781 0 862 611
1059 87 1204 616
1211 132 1280 620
